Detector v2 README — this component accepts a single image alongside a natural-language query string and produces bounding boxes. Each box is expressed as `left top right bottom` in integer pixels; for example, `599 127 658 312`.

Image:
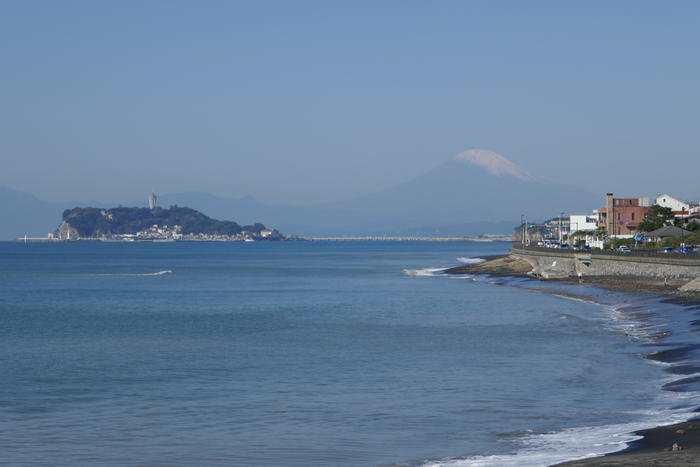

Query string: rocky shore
446 254 700 299
444 254 533 276
447 254 700 465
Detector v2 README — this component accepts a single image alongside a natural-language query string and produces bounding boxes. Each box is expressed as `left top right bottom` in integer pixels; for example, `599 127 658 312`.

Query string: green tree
637 205 674 232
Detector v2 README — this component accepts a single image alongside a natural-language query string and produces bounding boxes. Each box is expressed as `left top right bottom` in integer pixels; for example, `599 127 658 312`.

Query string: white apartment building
569 214 598 235
655 194 690 213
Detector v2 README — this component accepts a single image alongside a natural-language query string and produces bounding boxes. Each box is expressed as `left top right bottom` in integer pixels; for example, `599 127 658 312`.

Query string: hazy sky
2 1 699 205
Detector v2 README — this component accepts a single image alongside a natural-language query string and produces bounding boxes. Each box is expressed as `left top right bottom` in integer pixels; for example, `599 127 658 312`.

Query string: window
631 212 635 221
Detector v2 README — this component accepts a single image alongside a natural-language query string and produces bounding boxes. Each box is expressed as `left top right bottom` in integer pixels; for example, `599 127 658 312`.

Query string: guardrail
512 243 700 260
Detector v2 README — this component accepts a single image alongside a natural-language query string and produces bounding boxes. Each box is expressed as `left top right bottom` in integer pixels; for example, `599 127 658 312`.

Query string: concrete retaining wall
511 247 700 284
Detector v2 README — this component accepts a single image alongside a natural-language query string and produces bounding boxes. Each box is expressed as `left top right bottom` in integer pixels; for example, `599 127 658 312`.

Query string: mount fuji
315 149 597 235
0 149 598 239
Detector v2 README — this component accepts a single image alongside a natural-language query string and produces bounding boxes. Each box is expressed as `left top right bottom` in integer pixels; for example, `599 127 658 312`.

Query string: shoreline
556 419 700 466
446 254 700 465
446 254 700 300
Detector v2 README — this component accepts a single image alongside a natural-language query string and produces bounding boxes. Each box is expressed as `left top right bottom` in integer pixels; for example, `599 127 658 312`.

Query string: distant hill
326 149 598 229
143 151 598 236
0 149 602 239
58 206 281 240
147 193 521 237
0 187 68 239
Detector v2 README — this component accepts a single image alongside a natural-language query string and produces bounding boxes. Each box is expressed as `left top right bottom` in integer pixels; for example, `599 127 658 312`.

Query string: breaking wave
93 270 173 277
456 257 486 264
422 403 698 467
402 267 446 277
407 265 700 466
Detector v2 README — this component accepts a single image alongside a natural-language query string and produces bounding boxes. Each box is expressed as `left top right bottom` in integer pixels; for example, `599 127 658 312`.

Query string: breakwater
511 245 700 291
12 237 65 243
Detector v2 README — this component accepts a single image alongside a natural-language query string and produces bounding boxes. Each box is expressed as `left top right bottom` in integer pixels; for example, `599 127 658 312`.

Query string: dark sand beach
446 254 700 466
557 419 700 466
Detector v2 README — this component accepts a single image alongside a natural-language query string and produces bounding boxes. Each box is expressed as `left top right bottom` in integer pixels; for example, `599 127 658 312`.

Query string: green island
55 206 284 242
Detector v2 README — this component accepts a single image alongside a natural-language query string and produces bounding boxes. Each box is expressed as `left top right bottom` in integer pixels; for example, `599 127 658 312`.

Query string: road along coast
446 249 700 465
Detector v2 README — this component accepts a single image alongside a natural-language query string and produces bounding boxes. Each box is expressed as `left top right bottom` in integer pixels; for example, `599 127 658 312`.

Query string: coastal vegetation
59 206 281 240
638 205 675 232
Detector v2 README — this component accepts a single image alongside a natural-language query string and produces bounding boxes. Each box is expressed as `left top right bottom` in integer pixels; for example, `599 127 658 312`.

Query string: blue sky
2 1 699 204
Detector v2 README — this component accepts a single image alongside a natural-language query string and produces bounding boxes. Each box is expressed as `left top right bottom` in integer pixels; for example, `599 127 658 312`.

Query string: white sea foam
423 405 699 467
93 270 173 277
138 270 172 276
402 268 446 277
412 272 700 466
541 293 666 342
599 303 669 341
456 257 486 264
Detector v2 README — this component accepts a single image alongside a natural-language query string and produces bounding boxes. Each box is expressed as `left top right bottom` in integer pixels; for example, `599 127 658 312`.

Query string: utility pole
559 212 564 243
520 214 525 245
525 217 528 245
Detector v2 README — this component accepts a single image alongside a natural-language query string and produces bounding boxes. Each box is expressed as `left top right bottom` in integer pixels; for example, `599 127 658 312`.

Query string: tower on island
148 192 157 210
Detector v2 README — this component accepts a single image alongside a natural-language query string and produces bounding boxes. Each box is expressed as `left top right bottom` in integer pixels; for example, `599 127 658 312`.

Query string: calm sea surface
1 241 700 466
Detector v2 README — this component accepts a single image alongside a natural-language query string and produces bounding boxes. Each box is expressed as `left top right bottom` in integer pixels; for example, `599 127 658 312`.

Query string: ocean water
1 241 700 466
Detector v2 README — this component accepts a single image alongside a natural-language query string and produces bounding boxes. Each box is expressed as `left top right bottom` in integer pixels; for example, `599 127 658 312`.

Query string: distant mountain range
0 187 74 240
0 149 599 240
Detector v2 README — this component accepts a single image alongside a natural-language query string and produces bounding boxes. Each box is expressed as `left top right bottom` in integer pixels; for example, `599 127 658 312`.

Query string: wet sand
446 254 700 465
556 419 700 466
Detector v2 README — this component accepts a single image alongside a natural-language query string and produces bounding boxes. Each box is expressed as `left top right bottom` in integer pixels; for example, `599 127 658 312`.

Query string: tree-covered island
55 206 284 241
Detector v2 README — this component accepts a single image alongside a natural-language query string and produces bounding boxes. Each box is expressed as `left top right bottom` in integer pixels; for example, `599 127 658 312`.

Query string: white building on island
148 192 157 210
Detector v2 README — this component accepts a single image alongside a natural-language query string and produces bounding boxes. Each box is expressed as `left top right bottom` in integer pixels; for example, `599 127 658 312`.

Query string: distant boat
244 238 254 242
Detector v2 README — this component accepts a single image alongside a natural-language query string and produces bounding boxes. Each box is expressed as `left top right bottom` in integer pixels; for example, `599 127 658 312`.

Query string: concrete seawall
511 247 700 291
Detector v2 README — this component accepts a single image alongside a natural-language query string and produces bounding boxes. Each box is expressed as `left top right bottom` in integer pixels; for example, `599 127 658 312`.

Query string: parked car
581 245 592 252
658 247 674 253
616 245 631 253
